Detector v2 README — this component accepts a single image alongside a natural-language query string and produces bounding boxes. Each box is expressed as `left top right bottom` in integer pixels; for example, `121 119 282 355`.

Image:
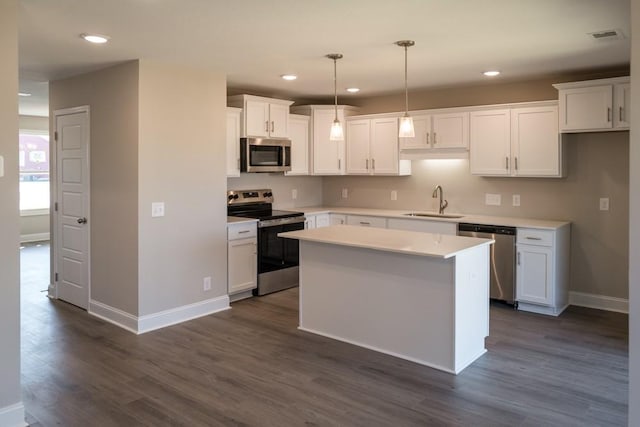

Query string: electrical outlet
203 276 211 291
391 190 398 201
341 188 348 199
512 194 521 207
599 198 610 211
151 202 165 217
485 193 502 206
292 188 298 200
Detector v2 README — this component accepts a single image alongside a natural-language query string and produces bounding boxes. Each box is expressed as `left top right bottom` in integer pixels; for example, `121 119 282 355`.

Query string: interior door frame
50 105 91 305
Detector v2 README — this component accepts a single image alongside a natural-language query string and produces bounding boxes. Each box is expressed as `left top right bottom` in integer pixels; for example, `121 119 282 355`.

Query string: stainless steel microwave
240 137 291 173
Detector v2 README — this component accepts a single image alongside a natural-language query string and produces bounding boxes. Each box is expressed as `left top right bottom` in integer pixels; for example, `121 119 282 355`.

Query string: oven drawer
228 222 257 240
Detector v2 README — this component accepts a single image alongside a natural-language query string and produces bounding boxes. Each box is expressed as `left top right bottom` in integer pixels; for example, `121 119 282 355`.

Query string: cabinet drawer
228 223 257 240
517 228 553 246
346 215 387 228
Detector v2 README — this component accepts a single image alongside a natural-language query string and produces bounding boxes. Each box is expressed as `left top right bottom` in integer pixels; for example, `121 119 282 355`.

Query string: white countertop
299 206 570 230
227 216 258 225
279 225 494 259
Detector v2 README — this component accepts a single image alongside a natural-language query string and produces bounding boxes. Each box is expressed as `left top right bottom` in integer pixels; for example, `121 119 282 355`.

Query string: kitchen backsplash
227 174 323 209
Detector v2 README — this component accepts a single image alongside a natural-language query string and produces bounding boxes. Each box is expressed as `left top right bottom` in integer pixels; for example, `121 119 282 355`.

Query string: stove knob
228 194 234 201
266 192 273 197
233 194 239 199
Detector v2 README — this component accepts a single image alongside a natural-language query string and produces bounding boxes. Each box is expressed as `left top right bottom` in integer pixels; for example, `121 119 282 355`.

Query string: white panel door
312 109 345 175
516 244 553 306
370 117 399 175
511 106 560 177
55 108 90 309
614 83 631 129
346 119 370 174
245 100 269 137
226 108 241 177
469 109 511 176
286 114 309 175
269 103 290 138
432 112 469 149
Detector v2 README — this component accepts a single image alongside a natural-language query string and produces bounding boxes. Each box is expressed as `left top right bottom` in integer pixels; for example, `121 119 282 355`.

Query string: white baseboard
88 300 139 333
518 302 568 317
137 295 230 334
569 291 629 313
20 232 50 243
89 295 231 334
0 402 27 427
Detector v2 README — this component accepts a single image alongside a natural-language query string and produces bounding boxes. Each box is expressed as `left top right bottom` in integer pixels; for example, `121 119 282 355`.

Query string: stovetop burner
227 189 304 221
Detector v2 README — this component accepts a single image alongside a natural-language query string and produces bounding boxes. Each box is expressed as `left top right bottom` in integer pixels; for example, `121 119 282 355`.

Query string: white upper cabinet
345 116 409 176
553 77 630 133
286 114 310 176
470 102 561 178
290 105 359 175
228 95 294 138
226 107 241 177
469 109 511 176
511 105 560 177
400 112 469 151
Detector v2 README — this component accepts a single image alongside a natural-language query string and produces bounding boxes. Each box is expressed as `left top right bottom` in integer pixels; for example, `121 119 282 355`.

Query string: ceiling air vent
588 29 626 41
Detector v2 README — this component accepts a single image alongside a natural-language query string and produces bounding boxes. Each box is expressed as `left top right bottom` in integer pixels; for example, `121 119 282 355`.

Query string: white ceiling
18 0 630 116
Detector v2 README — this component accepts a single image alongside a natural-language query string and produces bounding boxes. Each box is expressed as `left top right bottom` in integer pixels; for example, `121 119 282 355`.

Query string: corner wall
137 61 228 316
0 0 25 425
628 0 639 424
49 61 140 316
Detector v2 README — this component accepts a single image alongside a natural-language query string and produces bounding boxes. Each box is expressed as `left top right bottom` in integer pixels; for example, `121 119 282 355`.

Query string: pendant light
396 40 415 138
326 53 344 141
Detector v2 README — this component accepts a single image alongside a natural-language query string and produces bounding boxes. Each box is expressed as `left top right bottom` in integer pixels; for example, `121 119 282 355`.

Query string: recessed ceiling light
281 74 297 81
18 92 31 97
346 87 360 93
483 70 500 77
80 33 110 44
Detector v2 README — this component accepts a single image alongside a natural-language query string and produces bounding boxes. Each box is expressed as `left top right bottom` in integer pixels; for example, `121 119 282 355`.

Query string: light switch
151 202 165 217
599 198 610 211
292 189 298 200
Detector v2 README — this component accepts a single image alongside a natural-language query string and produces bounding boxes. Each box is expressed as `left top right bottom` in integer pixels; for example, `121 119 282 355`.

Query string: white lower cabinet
330 214 347 225
515 226 570 316
304 213 331 229
346 215 387 228
386 218 457 235
227 222 257 299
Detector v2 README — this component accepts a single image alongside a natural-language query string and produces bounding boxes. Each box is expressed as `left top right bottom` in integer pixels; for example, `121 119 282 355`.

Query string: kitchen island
279 225 494 374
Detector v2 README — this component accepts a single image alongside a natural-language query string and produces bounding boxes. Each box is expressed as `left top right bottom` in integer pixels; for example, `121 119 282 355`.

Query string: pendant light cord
404 44 409 116
334 57 338 121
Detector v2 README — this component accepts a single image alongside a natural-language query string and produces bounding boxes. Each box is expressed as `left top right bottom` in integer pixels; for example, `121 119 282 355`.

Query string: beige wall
50 61 140 315
227 175 323 209
19 114 48 132
323 76 631 300
628 0 639 424
137 61 227 315
0 0 23 418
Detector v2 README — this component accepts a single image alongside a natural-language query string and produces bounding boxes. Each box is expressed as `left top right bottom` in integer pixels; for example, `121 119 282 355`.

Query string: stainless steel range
227 189 305 296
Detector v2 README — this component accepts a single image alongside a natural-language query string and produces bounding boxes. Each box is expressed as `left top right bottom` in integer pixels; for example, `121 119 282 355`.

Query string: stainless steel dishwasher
458 223 517 306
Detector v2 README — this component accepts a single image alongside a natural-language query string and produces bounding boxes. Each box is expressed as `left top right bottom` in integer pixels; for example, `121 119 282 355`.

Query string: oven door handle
259 216 306 228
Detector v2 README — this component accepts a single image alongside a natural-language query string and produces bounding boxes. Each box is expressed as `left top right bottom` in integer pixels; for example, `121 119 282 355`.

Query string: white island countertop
280 225 493 259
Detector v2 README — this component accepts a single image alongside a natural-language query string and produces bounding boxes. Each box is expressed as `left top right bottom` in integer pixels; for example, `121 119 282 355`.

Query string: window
19 132 50 211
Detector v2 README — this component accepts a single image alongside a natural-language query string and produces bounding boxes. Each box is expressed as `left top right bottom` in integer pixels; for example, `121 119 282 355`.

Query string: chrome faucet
432 185 448 214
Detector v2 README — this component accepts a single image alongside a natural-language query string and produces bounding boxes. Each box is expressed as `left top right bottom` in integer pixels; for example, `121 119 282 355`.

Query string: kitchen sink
403 212 464 219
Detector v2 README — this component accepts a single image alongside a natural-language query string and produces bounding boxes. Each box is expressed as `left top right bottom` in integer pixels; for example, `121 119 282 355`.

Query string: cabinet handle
265 121 269 132
426 133 430 144
271 121 275 133
525 236 542 240
517 252 521 265
237 158 240 169
366 159 369 169
515 157 518 171
359 221 371 225
372 158 375 170
238 230 250 234
338 159 341 170
433 132 437 145
505 157 509 170
607 107 612 122
620 106 624 122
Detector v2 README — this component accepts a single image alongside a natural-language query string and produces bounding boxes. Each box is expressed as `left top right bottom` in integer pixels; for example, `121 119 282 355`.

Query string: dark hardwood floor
21 243 628 426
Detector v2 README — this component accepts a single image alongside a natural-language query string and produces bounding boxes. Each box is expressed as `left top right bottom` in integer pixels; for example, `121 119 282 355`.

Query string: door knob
77 217 88 224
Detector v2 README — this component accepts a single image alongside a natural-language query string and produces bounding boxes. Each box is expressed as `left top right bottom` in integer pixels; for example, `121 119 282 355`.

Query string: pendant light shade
326 53 344 141
396 40 415 138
